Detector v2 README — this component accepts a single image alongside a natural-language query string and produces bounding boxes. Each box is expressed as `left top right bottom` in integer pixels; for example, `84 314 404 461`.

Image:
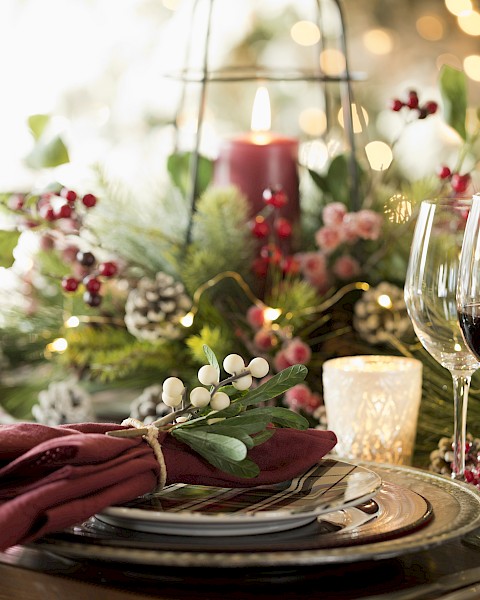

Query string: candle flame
251 87 271 144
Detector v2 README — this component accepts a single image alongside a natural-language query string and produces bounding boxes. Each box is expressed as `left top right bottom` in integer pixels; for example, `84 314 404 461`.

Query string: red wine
458 305 480 361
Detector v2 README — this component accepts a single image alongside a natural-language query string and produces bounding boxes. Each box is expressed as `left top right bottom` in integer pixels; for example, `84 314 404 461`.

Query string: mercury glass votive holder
322 355 423 465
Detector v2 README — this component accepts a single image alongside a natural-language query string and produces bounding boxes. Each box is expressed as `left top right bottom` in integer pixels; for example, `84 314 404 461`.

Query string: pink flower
354 210 383 240
340 213 360 243
247 305 265 329
315 226 342 253
273 350 292 372
322 202 347 227
284 384 322 414
253 329 276 351
284 337 312 365
297 252 326 277
333 255 361 280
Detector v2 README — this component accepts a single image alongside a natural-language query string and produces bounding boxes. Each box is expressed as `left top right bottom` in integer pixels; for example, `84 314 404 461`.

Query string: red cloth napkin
0 422 337 551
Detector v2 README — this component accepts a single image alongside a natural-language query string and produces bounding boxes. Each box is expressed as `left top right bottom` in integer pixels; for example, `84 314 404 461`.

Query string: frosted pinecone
129 384 171 424
124 272 192 341
32 380 94 425
353 281 413 345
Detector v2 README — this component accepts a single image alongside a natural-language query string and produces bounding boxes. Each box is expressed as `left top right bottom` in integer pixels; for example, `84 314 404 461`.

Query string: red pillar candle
213 88 300 223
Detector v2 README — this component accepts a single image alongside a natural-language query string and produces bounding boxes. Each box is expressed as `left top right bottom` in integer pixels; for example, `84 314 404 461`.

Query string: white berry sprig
108 345 308 479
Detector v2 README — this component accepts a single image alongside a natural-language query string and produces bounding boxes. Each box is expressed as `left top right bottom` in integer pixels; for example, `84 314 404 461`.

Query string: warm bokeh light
338 104 369 133
457 10 480 35
298 108 327 136
365 141 393 171
362 29 393 55
290 21 321 46
299 140 330 170
263 307 282 321
180 312 194 327
377 294 393 309
445 0 472 16
416 15 445 41
47 338 68 353
319 49 346 76
65 316 80 328
384 194 413 224
464 55 480 80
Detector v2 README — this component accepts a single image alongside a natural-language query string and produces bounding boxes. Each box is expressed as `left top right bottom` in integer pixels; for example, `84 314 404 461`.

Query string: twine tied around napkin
120 417 167 491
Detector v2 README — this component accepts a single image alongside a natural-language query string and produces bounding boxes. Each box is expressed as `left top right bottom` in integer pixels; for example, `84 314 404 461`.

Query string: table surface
2 531 480 600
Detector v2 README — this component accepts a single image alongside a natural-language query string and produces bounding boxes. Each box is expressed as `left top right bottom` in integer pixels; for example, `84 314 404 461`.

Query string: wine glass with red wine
405 198 479 480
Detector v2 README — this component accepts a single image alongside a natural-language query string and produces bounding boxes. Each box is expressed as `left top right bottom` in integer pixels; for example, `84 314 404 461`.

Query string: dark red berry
82 193 97 208
281 255 300 274
417 108 428 120
275 217 292 239
260 243 282 264
251 217 269 238
62 276 79 292
98 261 118 277
406 91 419 109
437 165 452 180
39 204 56 221
451 173 471 193
262 187 287 208
60 188 77 203
76 251 96 267
252 256 270 278
84 275 101 293
83 291 102 307
56 203 73 219
390 99 404 112
424 101 438 115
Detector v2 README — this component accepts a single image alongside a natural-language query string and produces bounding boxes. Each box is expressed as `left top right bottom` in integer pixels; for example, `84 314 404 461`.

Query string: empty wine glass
404 198 479 480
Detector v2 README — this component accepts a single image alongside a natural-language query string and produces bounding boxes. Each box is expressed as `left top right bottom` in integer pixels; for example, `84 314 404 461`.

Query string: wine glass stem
451 373 472 479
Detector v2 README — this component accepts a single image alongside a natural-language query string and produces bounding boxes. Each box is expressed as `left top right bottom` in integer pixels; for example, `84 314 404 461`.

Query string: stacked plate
34 459 480 567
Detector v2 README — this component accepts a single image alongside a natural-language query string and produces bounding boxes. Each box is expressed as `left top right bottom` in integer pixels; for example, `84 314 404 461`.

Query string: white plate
96 459 381 536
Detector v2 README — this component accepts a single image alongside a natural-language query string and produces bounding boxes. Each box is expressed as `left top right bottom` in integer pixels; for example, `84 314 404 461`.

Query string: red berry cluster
436 165 471 193
62 253 118 307
390 90 438 120
250 186 299 278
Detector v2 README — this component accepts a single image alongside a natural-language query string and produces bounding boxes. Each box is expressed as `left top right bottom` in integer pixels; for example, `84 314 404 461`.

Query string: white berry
232 374 253 391
190 386 211 408
223 353 245 375
210 391 231 411
198 365 219 386
162 393 183 408
162 377 184 397
248 357 269 378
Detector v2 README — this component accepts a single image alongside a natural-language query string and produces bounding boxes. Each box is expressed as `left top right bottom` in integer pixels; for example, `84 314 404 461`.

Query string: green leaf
28 114 50 140
326 155 349 205
308 169 329 193
251 429 274 446
26 135 70 169
254 406 309 429
172 429 247 461
0 230 21 268
203 344 220 377
439 65 467 140
201 454 260 478
167 152 213 198
238 365 308 408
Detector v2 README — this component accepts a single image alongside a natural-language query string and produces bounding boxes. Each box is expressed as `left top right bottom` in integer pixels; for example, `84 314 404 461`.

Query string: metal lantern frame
168 0 362 242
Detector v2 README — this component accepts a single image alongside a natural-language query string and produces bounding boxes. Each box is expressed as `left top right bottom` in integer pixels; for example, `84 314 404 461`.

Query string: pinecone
353 281 413 345
124 272 192 341
429 434 480 476
32 380 93 425
129 384 171 424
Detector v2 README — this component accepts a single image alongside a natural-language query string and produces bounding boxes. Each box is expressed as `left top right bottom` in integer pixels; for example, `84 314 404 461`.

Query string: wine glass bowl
404 198 479 480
